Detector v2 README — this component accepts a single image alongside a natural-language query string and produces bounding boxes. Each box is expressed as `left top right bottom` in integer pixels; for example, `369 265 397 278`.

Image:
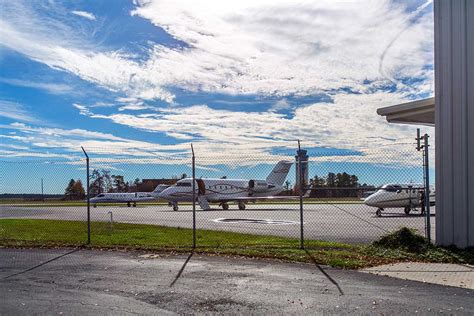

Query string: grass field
1 219 471 269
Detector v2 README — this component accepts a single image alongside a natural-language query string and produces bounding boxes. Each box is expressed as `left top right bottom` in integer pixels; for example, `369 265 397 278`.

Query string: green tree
112 175 128 192
102 170 113 193
326 172 336 187
64 179 76 200
72 179 85 200
90 169 103 195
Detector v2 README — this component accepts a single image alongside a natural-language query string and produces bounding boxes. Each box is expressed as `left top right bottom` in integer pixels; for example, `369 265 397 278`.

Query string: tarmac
0 203 436 243
1 248 472 315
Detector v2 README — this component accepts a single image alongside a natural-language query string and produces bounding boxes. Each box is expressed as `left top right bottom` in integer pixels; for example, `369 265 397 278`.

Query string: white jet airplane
364 183 435 217
90 184 169 207
158 161 294 211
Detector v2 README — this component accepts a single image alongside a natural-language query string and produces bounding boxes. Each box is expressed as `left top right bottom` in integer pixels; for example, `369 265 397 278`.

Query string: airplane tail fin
266 161 293 186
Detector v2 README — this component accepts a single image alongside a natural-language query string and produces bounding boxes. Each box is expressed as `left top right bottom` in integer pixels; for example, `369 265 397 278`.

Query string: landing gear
221 202 229 210
127 202 131 207
404 206 411 215
375 208 383 217
133 202 137 207
171 202 178 212
238 202 246 210
93 204 97 208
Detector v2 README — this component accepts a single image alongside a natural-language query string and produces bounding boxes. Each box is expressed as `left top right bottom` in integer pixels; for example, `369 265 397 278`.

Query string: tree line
281 172 374 198
308 172 373 198
64 169 154 200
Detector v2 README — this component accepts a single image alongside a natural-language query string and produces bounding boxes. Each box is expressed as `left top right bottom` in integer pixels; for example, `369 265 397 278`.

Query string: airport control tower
295 149 309 194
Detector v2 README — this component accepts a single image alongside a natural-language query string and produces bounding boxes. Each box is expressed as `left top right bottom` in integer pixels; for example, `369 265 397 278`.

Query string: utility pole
81 146 91 245
41 178 44 202
416 129 431 243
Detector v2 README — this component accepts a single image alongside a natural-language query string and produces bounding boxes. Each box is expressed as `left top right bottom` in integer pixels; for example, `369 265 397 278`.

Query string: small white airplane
90 184 169 207
364 183 436 217
158 161 294 211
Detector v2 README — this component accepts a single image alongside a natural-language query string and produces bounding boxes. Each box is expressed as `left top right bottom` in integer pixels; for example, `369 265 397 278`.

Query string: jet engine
248 180 268 192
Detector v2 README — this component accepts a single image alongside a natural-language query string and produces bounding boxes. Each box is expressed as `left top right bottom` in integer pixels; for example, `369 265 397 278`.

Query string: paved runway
0 203 435 243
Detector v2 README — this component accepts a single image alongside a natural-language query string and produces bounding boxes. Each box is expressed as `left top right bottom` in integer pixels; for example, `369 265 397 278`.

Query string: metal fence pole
298 140 304 249
191 144 196 249
81 146 91 245
423 134 431 244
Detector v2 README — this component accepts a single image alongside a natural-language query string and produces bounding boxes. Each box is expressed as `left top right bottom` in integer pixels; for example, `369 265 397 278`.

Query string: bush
373 227 427 252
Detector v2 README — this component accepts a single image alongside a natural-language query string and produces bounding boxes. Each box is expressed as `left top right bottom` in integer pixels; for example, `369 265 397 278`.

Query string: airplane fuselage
89 192 157 205
159 178 283 203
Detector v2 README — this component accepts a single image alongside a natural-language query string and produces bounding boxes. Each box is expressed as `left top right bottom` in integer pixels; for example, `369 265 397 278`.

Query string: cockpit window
176 182 192 187
97 194 105 197
383 185 401 192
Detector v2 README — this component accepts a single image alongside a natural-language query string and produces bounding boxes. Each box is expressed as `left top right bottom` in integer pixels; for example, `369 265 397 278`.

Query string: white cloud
0 1 433 102
0 78 73 95
71 10 96 21
74 92 434 166
0 122 191 161
0 100 38 123
270 99 291 112
0 1 435 167
131 0 433 97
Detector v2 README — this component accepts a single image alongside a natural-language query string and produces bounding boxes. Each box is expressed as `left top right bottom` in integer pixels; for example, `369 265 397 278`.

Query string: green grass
1 219 472 269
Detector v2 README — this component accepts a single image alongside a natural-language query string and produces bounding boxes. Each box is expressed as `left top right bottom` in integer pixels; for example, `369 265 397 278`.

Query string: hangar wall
434 0 474 247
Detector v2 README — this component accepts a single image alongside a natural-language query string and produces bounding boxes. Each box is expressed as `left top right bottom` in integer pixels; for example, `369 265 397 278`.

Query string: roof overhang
377 97 435 126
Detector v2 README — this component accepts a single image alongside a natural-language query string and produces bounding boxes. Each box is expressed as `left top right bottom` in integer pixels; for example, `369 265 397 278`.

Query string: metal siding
467 0 474 247
452 0 468 248
435 0 474 247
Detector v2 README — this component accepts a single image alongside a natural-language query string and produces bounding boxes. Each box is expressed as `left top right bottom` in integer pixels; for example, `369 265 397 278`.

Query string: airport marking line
212 218 300 225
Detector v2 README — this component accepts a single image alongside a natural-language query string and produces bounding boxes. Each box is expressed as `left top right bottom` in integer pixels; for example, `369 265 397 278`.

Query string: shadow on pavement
305 249 344 296
170 251 194 287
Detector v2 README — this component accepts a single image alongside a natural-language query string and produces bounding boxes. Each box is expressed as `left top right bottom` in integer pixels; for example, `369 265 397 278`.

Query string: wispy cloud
0 78 73 95
71 10 96 21
0 0 435 167
0 100 38 123
0 1 433 103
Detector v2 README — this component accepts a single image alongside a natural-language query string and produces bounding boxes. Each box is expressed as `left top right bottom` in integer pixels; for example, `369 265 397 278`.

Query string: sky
0 0 435 193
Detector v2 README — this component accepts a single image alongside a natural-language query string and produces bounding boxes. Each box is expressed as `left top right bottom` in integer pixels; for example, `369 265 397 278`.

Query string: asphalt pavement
0 248 471 315
1 203 435 243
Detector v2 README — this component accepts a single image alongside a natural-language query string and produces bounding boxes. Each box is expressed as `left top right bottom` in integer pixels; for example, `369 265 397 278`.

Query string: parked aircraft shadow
375 213 436 218
159 208 299 213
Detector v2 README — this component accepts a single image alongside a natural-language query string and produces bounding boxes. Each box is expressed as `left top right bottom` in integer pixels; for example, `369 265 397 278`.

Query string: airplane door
196 179 206 195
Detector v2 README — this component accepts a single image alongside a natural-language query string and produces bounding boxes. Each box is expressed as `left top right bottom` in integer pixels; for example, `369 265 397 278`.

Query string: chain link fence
0 145 435 250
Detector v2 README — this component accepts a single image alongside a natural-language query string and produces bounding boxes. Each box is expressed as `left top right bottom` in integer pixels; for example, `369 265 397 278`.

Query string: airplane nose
364 194 376 206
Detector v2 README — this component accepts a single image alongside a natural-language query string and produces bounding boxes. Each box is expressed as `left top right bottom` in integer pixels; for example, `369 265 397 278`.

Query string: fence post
81 146 91 245
191 144 196 249
423 134 431 244
298 140 304 249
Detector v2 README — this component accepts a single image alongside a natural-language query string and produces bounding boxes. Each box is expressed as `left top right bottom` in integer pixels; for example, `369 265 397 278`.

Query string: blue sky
0 0 434 193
